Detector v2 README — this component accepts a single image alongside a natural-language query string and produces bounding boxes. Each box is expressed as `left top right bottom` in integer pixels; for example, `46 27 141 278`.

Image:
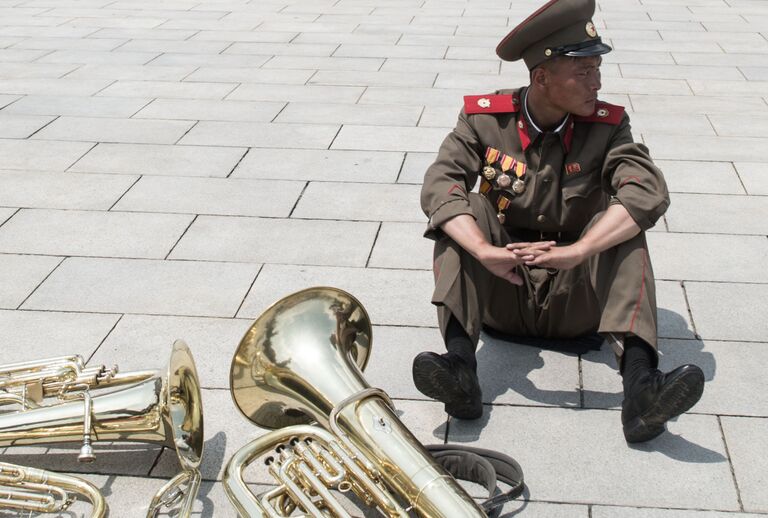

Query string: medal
497 174 511 188
512 178 525 194
496 196 510 225
497 212 506 224
483 166 497 181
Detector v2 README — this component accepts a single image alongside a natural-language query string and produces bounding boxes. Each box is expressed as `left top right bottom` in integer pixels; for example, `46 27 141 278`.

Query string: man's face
541 56 602 116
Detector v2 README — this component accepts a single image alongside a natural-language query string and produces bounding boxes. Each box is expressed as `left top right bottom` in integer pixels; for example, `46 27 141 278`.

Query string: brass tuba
0 340 204 517
0 461 107 517
224 287 486 517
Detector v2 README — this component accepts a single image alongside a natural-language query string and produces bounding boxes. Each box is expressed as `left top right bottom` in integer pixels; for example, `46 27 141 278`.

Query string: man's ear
530 66 548 89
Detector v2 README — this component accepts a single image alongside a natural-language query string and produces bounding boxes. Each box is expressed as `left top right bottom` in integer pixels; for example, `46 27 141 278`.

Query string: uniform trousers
431 193 658 359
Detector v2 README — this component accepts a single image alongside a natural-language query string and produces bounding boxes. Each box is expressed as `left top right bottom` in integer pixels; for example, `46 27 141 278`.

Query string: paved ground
1 0 767 516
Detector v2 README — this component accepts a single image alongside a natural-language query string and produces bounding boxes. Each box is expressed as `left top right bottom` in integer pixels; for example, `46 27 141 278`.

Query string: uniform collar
519 87 574 153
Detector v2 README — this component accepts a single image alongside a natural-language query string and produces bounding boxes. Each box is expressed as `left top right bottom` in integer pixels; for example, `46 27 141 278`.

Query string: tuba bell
0 340 204 517
224 287 487 517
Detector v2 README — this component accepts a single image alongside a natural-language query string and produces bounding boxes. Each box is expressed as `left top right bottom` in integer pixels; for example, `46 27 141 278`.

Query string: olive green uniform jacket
421 87 670 355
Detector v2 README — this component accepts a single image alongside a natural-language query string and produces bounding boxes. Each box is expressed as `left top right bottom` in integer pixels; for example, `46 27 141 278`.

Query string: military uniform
421 87 669 356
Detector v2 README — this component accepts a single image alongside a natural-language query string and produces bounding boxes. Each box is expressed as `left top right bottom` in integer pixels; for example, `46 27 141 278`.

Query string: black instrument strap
426 444 525 518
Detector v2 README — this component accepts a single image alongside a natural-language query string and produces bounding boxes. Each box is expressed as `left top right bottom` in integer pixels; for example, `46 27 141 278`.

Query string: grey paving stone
88 27 198 40
171 216 378 267
381 57 500 74
626 112 715 137
275 102 423 126
0 253 61 309
398 152 437 184
70 143 246 177
114 176 303 218
631 95 768 115
0 170 136 210
232 148 404 183
592 506 767 517
262 55 385 71
0 62 79 79
237 264 435 326
63 63 196 80
191 29 297 43
293 182 424 222
433 71 528 92
0 309 118 362
31 116 194 144
22 257 259 317
0 78 113 96
734 162 768 195
227 83 365 103
93 314 251 390
499 501 589 517
368 222 432 270
655 280 697 340
133 98 285 122
332 125 450 153
117 39 231 54
0 207 15 225
685 282 768 342
709 112 768 137
292 32 400 45
647 232 768 283
334 44 447 59
655 160 745 195
740 66 768 81
179 121 340 149
0 94 19 109
183 67 313 85
225 42 338 57
644 135 768 163
0 209 193 259
359 86 467 107
674 52 768 67
12 36 126 51
665 193 768 235
97 80 237 100
0 94 152 118
0 113 54 138
37 49 160 65
449 407 738 510
149 52 271 68
721 416 768 513
0 48 50 62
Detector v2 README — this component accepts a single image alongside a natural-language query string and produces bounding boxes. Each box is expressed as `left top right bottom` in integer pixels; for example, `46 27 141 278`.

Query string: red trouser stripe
629 249 647 332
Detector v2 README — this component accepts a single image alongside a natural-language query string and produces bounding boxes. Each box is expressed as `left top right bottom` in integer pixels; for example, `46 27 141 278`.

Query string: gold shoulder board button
477 98 491 108
597 108 609 118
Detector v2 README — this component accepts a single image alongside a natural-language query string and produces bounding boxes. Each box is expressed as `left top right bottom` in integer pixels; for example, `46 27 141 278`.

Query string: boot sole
412 353 482 420
623 366 705 443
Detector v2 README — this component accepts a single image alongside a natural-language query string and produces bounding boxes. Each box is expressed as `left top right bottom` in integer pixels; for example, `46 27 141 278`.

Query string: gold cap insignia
586 21 597 38
597 108 609 118
477 97 491 108
544 48 552 57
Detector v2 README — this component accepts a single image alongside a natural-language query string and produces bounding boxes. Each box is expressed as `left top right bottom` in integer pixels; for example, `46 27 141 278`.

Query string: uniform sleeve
420 108 484 240
601 113 670 231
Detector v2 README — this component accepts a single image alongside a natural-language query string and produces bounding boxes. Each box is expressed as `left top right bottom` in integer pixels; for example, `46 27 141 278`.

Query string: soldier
411 0 705 443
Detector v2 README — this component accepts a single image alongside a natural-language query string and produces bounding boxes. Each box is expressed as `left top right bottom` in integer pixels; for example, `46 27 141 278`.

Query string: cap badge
477 97 491 108
586 21 597 38
544 48 552 57
596 107 609 118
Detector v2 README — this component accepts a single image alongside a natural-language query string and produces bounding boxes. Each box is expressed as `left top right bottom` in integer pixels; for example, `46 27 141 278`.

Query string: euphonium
224 287 486 517
0 461 107 517
0 340 204 517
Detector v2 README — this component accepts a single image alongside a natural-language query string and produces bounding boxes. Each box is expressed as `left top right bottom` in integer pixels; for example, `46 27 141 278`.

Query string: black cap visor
554 38 612 58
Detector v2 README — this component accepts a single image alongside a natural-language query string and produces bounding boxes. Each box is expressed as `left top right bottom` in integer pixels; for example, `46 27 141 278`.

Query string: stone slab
368 222 432 270
0 113 54 137
0 138 94 171
0 309 119 362
275 101 422 126
655 160 744 195
0 170 137 210
665 193 768 235
22 257 260 317
592 506 767 517
37 49 160 65
709 112 768 137
449 407 738 510
331 125 450 152
0 94 152 118
0 78 112 96
132 98 286 122
0 444 162 477
31 116 194 144
149 52 270 68
292 182 424 222
232 148 404 183
309 70 436 88
721 416 768 513
734 162 768 195
92 314 251 390
359 86 466 107
97 80 236 100
398 152 437 184
227 83 365 103
647 232 768 283
178 121 340 149
113 176 304 218
631 95 767 115
184 66 314 85
619 63 746 81
262 55 385 71
172 216 378 267
0 253 61 309
0 207 15 225
70 143 246 177
0 208 193 258
63 63 196 80
685 282 768 342
237 264 435 327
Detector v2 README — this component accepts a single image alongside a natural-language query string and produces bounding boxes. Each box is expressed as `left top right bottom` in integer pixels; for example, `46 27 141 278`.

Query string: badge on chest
482 146 528 223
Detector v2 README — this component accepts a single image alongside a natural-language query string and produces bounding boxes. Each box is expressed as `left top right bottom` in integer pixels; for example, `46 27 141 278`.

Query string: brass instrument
224 287 486 517
0 340 204 517
0 461 107 517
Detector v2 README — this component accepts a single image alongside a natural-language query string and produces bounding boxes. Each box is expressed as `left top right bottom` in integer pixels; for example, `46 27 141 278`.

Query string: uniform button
542 177 551 184
537 215 546 223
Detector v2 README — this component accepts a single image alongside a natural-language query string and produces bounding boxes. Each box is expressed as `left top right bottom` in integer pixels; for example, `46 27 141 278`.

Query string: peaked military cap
496 0 612 70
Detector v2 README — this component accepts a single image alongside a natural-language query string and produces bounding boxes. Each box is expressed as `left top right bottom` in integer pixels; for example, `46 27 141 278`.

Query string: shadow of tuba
224 287 487 517
0 340 204 517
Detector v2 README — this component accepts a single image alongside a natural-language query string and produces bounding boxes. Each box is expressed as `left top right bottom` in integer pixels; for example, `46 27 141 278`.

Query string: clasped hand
477 240 587 284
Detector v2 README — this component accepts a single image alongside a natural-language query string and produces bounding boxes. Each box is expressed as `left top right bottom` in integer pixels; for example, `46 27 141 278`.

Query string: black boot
412 352 483 420
621 364 705 443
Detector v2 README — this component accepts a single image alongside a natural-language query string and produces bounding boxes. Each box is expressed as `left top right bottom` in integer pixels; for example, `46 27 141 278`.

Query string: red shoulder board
464 94 520 115
573 101 625 125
